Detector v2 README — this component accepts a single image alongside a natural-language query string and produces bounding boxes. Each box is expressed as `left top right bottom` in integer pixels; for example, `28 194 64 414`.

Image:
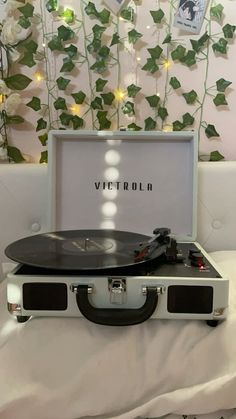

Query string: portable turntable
5 131 228 326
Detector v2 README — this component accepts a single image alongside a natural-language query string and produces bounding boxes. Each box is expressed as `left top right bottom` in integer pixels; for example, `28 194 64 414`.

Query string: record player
5 130 228 326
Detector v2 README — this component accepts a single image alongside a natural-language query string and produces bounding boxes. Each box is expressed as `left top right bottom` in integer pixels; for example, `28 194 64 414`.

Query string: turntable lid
48 130 198 241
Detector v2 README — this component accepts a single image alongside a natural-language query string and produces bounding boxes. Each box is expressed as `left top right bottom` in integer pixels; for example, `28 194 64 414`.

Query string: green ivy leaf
18 16 31 29
145 117 156 130
216 78 232 92
150 9 165 23
162 34 171 44
147 45 163 59
169 77 181 89
98 45 110 58
181 50 196 67
59 112 73 126
172 120 184 131
90 58 107 74
87 39 101 54
212 38 228 54
98 8 110 24
205 124 220 138
56 76 70 90
110 32 120 46
19 51 36 68
182 90 198 104
101 92 115 105
36 118 47 131
5 115 25 124
60 57 75 72
46 0 58 12
48 36 63 51
61 8 75 24
182 113 194 126
171 45 186 61
85 2 98 17
38 133 48 146
26 96 41 111
158 107 168 121
145 95 160 107
18 3 34 18
72 91 86 104
72 115 84 129
54 97 67 110
223 24 236 39
97 110 111 129
120 7 134 22
23 40 38 53
210 4 224 20
128 29 143 44
190 39 201 53
92 24 107 38
7 146 25 163
96 78 108 92
122 101 135 115
64 44 78 59
142 58 159 74
127 123 142 131
210 150 224 161
5 74 32 90
91 97 103 110
127 84 141 98
40 151 48 163
213 93 228 106
57 25 75 41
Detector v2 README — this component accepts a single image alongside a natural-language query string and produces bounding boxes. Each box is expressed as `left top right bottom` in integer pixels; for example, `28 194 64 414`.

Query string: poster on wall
102 0 130 14
173 0 208 34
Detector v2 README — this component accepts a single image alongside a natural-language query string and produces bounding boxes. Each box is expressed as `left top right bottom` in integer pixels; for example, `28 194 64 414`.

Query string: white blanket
0 252 236 419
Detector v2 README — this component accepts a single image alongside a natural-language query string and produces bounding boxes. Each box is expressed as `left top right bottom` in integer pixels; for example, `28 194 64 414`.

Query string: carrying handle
75 285 158 326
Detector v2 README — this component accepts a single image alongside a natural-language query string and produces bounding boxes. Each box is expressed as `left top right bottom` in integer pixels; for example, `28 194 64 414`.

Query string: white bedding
0 251 236 419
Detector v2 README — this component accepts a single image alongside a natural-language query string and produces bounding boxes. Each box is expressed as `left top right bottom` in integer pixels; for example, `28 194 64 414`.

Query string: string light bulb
114 88 125 101
163 60 171 69
34 72 43 82
70 104 80 115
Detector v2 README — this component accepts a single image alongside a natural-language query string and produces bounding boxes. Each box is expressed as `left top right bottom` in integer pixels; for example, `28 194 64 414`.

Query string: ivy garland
0 0 235 163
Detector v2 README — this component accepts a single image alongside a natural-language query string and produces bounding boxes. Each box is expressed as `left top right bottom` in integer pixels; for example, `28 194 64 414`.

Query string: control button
31 222 41 233
188 249 205 267
211 219 222 230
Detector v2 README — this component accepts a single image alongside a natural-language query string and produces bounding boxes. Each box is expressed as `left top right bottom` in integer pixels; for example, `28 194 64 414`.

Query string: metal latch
108 277 127 305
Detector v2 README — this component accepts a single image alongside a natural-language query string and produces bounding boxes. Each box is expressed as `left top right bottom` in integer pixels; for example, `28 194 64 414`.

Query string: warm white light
146 25 150 29
137 56 141 61
104 167 119 181
102 202 117 217
105 150 121 165
34 72 43 82
114 88 125 101
156 92 160 97
100 220 116 229
7 284 21 304
163 124 173 132
163 60 171 69
70 104 80 115
42 42 46 47
102 189 118 200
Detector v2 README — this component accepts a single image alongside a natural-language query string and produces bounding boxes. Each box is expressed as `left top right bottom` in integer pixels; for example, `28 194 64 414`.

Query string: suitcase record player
5 131 228 326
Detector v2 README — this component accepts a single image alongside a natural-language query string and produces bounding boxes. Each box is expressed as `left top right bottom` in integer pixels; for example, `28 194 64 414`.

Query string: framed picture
173 0 208 34
102 0 130 14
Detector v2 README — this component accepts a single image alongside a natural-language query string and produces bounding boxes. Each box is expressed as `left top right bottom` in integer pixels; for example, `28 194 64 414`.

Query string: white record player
5 131 228 326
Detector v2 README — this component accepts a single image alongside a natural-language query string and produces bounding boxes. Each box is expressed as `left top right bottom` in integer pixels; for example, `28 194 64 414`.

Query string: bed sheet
0 251 236 419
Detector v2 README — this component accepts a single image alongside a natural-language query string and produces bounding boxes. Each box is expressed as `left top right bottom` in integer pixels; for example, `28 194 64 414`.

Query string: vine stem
80 0 95 129
197 4 213 143
0 46 10 162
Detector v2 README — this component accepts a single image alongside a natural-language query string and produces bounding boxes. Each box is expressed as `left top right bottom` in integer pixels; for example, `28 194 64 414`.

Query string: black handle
75 285 158 326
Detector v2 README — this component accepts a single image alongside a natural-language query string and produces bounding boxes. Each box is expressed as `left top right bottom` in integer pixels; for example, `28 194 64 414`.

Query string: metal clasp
70 284 93 294
142 286 166 295
108 277 127 305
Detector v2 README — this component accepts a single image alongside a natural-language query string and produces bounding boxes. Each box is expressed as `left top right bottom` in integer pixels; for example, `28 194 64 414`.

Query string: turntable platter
5 229 153 271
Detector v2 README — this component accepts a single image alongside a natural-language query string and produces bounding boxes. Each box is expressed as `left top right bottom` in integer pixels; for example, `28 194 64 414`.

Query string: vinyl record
5 229 161 271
